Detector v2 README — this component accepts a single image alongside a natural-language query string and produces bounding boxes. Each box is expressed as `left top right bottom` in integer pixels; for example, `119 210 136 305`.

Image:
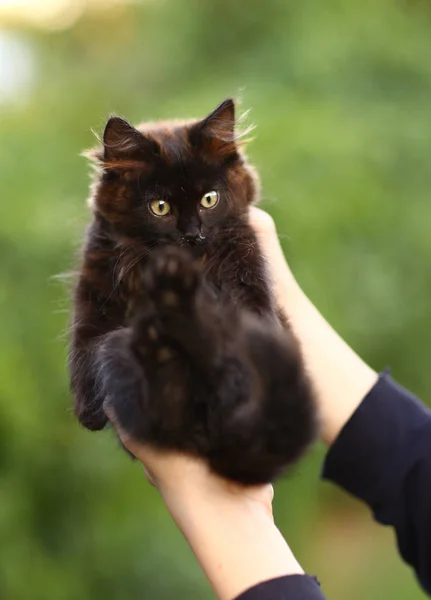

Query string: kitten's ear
191 99 238 159
200 98 236 142
103 116 158 166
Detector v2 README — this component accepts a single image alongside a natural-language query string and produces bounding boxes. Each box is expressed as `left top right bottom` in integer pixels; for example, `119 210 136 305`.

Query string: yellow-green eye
150 199 171 217
200 190 219 209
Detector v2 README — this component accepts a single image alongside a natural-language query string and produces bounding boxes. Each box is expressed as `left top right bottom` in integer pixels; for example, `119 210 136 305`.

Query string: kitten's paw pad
145 247 200 311
131 311 176 363
156 346 176 363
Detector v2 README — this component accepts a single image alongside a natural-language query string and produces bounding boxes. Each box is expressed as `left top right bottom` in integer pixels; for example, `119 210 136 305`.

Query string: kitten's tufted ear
103 116 158 166
191 99 238 159
200 98 236 142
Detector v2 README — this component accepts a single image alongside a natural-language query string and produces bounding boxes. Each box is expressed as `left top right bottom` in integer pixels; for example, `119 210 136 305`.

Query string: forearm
253 212 378 445
160 471 302 600
285 280 378 444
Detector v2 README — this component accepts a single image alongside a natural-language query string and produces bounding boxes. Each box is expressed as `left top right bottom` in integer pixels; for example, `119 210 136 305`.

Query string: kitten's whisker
102 243 159 310
112 243 137 288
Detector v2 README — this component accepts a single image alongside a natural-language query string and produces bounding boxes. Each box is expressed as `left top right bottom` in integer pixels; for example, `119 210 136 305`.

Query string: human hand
248 206 378 445
105 405 273 514
248 207 299 308
105 405 303 600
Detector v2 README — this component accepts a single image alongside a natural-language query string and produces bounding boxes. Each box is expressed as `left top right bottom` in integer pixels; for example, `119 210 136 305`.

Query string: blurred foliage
1 0 430 598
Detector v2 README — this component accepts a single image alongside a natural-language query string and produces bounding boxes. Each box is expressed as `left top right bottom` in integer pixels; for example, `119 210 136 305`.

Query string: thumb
103 401 157 487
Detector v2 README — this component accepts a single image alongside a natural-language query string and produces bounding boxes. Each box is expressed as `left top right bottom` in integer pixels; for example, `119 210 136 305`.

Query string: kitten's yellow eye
200 190 219 209
150 199 171 217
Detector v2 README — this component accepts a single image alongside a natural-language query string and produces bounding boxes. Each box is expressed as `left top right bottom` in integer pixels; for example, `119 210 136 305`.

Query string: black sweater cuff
235 575 325 600
322 371 431 518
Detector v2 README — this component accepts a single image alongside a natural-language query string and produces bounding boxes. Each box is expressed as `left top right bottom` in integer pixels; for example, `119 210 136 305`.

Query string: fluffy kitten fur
69 99 317 484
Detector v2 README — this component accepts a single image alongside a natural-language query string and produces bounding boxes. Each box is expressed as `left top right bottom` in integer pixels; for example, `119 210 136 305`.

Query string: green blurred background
1 0 430 598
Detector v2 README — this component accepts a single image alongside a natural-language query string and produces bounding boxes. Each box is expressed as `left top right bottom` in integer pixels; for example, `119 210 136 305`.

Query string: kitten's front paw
144 246 200 313
131 308 177 365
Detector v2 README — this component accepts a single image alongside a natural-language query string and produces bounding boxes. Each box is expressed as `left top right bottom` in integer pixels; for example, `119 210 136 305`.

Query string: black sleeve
235 575 326 600
323 371 431 595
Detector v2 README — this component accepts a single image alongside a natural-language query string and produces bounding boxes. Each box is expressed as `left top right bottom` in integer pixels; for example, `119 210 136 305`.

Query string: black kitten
69 99 317 483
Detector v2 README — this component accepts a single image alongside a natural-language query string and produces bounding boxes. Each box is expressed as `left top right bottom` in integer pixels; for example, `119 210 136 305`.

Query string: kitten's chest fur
87 217 275 328
115 238 271 319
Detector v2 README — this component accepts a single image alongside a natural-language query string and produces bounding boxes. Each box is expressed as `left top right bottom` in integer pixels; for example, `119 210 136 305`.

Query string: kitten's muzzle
182 232 206 245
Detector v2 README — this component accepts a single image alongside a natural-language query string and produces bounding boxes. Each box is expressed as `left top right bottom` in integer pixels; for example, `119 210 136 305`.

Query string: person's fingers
103 402 146 462
143 466 157 487
268 483 274 503
103 379 276 504
248 206 276 237
104 403 159 486
255 483 274 509
103 403 132 447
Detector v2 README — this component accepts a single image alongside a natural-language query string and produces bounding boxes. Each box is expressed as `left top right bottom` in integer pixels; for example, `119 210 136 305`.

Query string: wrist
160 468 274 530
163 483 302 600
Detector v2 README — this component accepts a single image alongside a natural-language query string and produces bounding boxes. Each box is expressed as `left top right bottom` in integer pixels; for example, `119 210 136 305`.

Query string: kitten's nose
183 225 204 244
184 231 203 244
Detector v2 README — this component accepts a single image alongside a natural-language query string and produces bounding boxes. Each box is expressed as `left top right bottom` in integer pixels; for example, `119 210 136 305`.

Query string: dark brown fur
69 99 317 483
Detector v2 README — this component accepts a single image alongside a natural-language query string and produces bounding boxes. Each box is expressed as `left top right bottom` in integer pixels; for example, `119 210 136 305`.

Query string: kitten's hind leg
96 327 151 442
207 315 318 484
98 313 194 453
